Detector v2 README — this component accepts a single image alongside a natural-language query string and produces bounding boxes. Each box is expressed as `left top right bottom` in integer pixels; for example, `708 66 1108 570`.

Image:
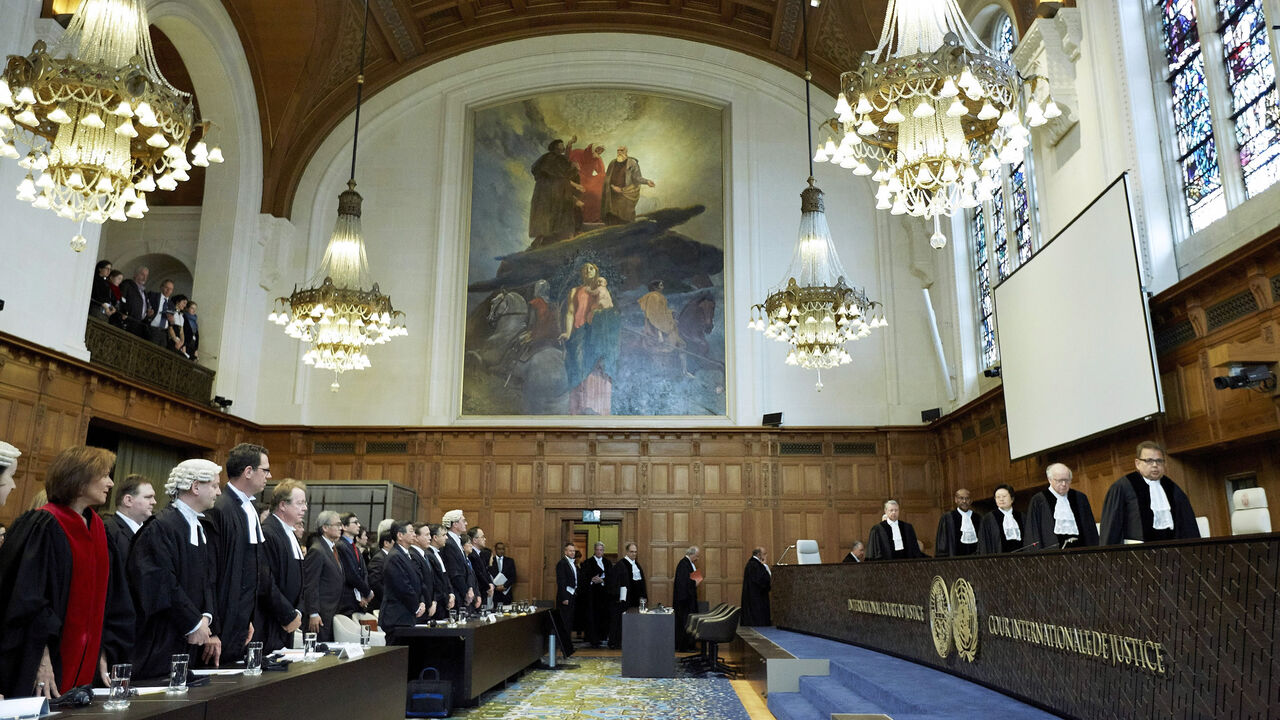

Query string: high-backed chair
796 539 821 564
1231 488 1271 535
332 614 362 643
1196 516 1210 538
689 605 741 677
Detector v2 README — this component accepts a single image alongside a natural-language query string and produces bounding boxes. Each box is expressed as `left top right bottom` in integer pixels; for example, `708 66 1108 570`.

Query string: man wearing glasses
1100 441 1200 545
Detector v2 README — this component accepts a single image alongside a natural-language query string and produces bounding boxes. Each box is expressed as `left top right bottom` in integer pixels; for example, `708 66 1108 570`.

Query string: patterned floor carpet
447 657 752 720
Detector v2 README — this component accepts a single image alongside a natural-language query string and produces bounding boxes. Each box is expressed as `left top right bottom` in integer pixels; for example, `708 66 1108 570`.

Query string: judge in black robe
867 501 926 560
579 544 611 646
256 495 305 655
934 489 982 557
979 510 1028 553
1025 464 1100 550
1100 471 1199 544
672 548 700 652
129 492 220 679
740 548 772 627
468 545 493 608
607 545 647 649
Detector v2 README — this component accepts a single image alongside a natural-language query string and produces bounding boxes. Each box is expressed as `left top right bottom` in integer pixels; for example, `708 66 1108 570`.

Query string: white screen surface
993 176 1162 460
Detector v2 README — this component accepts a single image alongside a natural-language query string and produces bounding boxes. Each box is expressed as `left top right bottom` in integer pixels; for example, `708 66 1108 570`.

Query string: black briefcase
405 667 452 718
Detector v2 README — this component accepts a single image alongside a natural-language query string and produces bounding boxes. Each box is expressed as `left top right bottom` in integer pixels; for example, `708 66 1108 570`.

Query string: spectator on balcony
105 271 127 327
183 301 200 361
145 279 175 348
166 295 190 357
90 261 117 320
118 267 151 336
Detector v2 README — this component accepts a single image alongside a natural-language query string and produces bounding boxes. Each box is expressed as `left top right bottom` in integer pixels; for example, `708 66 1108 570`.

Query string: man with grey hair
867 500 926 560
673 545 701 651
842 541 866 563
1026 463 1099 550
128 459 223 677
440 509 475 606
741 547 771 626
580 541 610 647
302 510 346 641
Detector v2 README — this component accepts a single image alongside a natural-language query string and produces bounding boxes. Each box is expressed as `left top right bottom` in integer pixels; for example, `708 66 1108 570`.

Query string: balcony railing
85 317 215 404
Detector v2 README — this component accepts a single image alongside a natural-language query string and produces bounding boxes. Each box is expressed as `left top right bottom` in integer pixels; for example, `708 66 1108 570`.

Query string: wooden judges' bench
772 534 1280 720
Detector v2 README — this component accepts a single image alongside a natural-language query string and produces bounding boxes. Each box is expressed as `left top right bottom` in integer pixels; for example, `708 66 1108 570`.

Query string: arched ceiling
214 0 1040 219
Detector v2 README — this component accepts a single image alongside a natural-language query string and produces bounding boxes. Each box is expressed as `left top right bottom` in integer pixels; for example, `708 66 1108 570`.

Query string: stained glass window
971 204 998 369
1157 0 1227 231
991 183 1011 281
993 14 1016 61
1010 161 1033 263
1218 0 1280 196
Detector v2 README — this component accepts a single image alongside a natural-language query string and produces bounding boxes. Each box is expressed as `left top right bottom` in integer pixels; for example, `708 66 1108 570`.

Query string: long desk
394 609 549 707
58 646 408 720
772 533 1280 720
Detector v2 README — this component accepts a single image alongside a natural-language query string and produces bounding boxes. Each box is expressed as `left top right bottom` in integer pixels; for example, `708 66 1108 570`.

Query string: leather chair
1195 515 1210 538
796 539 821 564
333 613 387 646
1231 488 1271 535
689 605 741 677
681 603 733 667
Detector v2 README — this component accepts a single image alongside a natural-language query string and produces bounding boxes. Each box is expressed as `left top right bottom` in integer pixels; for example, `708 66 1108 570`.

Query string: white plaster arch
144 0 265 417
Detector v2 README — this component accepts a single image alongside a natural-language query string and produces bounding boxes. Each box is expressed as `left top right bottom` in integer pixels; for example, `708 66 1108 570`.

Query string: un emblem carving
927 576 979 662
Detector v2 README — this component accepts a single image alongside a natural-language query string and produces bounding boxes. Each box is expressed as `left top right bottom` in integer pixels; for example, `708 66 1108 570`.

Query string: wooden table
621 609 675 678
393 609 549 707
59 646 408 719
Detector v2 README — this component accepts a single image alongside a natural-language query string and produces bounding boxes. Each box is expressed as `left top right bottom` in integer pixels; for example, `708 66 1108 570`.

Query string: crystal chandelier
0 0 224 251
812 0 1058 248
749 2 885 390
267 0 405 390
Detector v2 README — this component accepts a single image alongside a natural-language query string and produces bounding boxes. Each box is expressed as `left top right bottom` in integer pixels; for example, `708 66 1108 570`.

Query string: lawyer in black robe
607 545 647 649
206 482 264 662
579 547 610 646
256 509 304 654
128 501 218 679
740 549 772 627
1026 487 1099 550
1100 471 1199 544
672 550 700 652
425 544 454 620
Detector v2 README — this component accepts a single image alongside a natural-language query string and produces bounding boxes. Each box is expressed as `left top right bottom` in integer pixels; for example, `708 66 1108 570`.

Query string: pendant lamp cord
349 0 371 184
802 0 814 180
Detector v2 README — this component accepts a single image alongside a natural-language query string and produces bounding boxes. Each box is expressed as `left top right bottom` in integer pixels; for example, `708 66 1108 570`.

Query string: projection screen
993 175 1162 460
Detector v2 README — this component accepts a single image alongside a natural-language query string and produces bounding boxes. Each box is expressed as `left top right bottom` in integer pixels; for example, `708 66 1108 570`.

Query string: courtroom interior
0 0 1278 718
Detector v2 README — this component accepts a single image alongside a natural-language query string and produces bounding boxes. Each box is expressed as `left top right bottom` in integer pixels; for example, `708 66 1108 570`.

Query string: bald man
935 488 982 557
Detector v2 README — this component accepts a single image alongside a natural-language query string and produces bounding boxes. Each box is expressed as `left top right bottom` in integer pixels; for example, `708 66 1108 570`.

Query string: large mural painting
463 90 726 416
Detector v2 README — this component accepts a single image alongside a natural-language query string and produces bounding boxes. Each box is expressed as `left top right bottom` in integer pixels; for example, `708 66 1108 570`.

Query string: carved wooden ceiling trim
212 0 1035 218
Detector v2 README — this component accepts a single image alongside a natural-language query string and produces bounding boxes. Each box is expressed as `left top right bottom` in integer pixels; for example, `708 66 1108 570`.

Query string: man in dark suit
257 480 306 653
440 509 475 608
842 541 866 563
489 541 516 606
554 541 578 655
337 513 372 615
424 524 456 620
867 500 927 560
673 546 701 652
467 527 495 608
101 473 156 561
608 542 647 649
579 541 609 647
117 266 151 335
206 442 268 662
365 530 395 612
303 510 346 642
379 522 430 642
144 278 175 347
128 459 223 677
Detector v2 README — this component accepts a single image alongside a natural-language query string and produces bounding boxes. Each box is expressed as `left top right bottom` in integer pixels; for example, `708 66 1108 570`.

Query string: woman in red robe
0 446 126 699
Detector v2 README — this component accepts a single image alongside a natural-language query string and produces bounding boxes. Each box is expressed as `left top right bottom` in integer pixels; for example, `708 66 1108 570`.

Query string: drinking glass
638 597 647 612
303 632 318 662
104 663 131 710
244 641 264 676
449 609 459 626
166 654 189 694
359 625 371 648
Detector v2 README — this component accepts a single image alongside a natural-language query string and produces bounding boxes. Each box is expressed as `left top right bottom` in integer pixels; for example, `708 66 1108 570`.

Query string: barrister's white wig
442 509 465 525
0 441 21 468
165 458 222 497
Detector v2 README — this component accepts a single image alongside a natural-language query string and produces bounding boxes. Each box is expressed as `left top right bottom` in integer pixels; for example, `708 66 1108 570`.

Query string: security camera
983 366 1002 378
1212 364 1277 391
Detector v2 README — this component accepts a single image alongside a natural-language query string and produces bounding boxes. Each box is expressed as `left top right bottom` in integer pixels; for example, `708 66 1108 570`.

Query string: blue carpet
759 628 1062 720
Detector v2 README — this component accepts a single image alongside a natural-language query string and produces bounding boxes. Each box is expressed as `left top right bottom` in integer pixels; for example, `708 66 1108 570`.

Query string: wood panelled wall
938 228 1280 536
257 428 943 609
0 333 258 522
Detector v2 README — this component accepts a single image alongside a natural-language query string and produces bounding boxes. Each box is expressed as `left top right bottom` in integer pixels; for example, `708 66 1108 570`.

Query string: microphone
1011 541 1041 553
775 544 797 565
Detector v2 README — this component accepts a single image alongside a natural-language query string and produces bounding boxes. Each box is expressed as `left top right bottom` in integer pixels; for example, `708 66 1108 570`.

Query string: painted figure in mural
601 146 656 225
677 291 718 373
529 137 585 248
518 279 561 360
637 280 689 376
568 143 607 224
560 263 621 415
